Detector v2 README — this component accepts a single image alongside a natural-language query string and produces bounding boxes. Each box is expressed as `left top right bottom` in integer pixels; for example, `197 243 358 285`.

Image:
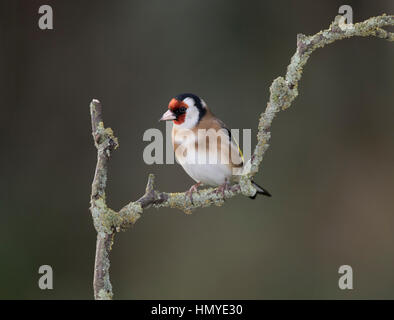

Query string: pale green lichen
239 176 257 197
91 197 110 232
92 200 143 233
116 202 142 230
97 288 113 300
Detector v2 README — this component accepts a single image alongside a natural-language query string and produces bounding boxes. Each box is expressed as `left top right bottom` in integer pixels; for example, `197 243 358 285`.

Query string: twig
89 14 394 299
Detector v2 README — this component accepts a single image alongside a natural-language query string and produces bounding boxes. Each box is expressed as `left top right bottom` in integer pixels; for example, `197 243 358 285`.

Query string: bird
159 93 271 201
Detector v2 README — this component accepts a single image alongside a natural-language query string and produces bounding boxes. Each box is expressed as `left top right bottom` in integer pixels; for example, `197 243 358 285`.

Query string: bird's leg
216 178 230 199
185 181 202 204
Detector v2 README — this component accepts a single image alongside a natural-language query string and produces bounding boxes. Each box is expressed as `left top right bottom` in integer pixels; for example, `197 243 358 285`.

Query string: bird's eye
179 107 186 113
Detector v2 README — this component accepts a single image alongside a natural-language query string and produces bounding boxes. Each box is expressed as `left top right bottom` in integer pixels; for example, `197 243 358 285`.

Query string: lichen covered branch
89 99 118 300
89 14 393 299
247 14 393 177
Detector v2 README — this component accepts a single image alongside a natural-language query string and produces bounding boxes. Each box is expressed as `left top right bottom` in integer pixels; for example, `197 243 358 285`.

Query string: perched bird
160 93 271 200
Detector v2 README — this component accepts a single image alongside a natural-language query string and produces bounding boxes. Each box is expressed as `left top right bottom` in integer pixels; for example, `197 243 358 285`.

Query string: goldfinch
160 93 271 200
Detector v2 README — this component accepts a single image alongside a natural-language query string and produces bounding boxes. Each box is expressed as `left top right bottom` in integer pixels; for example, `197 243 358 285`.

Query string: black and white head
159 93 207 129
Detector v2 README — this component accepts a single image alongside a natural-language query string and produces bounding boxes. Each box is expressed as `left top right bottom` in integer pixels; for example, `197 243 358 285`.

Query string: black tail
249 181 271 199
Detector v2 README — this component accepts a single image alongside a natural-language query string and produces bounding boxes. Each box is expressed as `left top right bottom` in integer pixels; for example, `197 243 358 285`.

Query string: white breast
173 130 232 186
181 161 232 186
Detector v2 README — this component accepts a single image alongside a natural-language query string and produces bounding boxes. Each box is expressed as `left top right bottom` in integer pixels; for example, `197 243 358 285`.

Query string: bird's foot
185 182 202 204
215 179 230 199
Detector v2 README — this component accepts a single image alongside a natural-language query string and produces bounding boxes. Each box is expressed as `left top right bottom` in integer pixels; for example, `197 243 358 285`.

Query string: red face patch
168 98 188 125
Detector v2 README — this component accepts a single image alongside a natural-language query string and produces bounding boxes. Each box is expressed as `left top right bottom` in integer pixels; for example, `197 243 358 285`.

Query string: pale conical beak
159 109 176 121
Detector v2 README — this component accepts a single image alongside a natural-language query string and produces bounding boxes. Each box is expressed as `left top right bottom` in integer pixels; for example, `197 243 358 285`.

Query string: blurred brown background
1 0 393 299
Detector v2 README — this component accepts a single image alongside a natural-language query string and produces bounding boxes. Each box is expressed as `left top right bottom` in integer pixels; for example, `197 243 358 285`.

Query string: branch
89 99 119 300
89 14 394 299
